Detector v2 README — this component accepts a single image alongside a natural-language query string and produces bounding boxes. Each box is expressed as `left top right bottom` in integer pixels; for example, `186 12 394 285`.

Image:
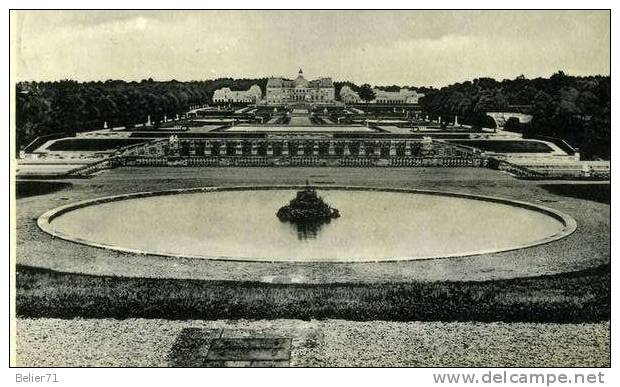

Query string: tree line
16 72 610 160
15 77 268 148
418 72 610 160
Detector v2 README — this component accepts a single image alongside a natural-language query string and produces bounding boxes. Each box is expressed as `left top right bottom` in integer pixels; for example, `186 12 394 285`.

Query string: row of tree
16 78 272 148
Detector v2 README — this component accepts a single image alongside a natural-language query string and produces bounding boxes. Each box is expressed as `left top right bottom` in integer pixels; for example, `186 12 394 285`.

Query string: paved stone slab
167 328 221 367
250 360 291 367
168 328 292 367
202 360 290 367
206 338 292 362
204 360 254 367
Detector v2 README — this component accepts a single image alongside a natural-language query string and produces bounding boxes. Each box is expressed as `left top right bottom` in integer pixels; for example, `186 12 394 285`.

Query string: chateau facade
266 69 335 103
213 85 262 103
373 88 424 104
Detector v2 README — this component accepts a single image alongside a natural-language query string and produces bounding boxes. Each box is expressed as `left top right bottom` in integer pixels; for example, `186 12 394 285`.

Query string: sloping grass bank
15 181 72 199
16 264 609 323
539 183 611 204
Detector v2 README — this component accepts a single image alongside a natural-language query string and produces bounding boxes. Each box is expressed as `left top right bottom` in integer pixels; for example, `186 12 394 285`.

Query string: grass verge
539 183 611 204
16 181 72 199
15 263 609 323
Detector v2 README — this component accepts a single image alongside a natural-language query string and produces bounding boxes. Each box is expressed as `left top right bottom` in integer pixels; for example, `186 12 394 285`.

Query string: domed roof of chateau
294 69 309 87
266 69 334 89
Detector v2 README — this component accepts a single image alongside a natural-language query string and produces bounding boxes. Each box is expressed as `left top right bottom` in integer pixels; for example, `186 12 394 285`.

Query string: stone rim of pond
37 185 577 263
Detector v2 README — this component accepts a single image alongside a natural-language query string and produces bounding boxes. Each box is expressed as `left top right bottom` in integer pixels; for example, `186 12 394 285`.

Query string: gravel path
14 318 610 367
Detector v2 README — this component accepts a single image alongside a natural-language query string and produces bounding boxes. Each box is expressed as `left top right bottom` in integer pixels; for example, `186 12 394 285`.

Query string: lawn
15 181 72 199
539 183 611 204
16 263 609 323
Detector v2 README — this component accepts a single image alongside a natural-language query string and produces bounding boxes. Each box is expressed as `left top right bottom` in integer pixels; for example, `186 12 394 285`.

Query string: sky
11 10 610 87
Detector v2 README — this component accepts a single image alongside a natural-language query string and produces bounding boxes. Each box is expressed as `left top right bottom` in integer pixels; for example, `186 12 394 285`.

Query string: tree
358 84 375 102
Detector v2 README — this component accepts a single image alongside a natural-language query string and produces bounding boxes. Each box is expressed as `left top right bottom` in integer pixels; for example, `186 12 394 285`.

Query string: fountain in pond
277 182 340 238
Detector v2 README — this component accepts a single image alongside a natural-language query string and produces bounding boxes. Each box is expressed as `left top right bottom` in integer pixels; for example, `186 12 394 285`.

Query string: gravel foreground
14 318 610 367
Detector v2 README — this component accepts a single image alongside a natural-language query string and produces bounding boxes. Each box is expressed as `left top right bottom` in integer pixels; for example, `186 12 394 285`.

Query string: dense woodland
16 72 610 159
419 72 611 160
15 78 268 148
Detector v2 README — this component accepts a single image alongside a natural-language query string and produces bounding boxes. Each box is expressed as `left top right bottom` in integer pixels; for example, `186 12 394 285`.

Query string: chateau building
372 88 424 104
266 69 335 103
213 85 262 103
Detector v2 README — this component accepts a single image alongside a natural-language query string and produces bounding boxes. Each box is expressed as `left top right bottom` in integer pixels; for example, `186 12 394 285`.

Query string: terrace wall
45 136 606 180
117 137 484 168
123 155 484 168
